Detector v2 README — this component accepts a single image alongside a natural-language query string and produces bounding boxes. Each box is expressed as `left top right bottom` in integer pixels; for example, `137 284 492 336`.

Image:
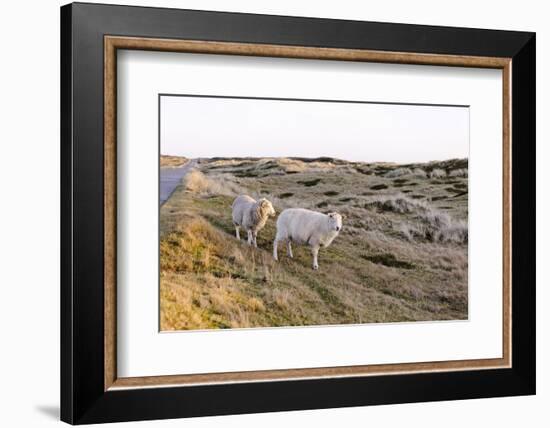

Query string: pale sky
160 95 469 163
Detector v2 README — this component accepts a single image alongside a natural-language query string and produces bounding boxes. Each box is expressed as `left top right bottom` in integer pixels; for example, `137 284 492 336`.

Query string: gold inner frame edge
104 36 512 391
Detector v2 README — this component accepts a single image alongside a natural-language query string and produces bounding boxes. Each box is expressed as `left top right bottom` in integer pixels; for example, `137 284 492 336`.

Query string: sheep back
232 195 256 228
276 208 336 247
232 195 274 233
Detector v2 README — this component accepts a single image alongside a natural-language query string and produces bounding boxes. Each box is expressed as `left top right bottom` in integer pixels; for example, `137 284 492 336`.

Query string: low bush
385 168 412 178
430 168 447 179
449 168 468 178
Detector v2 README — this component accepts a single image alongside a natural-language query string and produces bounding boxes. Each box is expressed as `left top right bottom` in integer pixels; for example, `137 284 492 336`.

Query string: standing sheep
273 208 343 270
232 195 276 247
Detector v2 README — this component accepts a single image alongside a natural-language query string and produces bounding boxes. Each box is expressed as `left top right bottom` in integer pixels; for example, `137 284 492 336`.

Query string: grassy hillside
160 157 468 330
160 154 188 168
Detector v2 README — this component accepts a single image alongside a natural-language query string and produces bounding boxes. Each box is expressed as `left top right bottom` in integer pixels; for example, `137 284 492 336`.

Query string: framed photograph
61 2 535 424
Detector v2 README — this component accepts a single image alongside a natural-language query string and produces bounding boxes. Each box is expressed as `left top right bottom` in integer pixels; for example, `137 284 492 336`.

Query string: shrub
410 168 427 178
279 192 294 199
385 168 412 178
356 167 373 175
430 168 447 179
366 194 468 244
449 168 468 178
366 194 427 214
298 178 322 187
362 253 415 269
398 212 468 244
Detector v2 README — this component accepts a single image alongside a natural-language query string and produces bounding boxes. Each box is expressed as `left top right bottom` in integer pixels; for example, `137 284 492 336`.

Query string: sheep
231 195 276 247
273 208 343 270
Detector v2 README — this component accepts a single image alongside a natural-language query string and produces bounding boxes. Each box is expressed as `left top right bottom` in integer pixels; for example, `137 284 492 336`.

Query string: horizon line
160 154 468 165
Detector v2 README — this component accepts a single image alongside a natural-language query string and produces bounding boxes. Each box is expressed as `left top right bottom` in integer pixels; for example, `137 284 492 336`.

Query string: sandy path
160 159 197 205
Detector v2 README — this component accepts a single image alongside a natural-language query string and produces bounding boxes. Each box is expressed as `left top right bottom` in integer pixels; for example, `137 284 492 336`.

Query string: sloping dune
160 157 468 330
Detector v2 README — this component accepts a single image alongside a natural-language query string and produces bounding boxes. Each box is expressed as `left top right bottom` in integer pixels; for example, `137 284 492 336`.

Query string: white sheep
231 195 276 247
273 208 343 270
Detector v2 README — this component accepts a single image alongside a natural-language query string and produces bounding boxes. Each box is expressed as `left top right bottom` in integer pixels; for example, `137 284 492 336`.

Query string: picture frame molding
104 35 512 390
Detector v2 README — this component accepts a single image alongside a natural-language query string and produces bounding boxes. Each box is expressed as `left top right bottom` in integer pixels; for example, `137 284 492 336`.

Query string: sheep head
327 212 343 232
258 198 276 218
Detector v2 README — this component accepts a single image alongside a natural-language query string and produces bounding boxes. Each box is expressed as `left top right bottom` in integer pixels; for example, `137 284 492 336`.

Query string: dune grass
160 154 188 167
160 157 468 330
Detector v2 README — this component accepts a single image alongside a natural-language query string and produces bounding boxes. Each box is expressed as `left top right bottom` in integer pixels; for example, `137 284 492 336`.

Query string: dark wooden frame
61 2 536 424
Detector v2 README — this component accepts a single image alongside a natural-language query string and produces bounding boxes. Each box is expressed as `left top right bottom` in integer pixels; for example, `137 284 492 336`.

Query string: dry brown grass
183 169 242 196
364 194 468 244
160 157 469 330
160 155 188 167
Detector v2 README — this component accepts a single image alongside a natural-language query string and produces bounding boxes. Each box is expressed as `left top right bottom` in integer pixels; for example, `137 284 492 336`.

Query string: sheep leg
247 230 253 245
287 241 293 258
311 246 319 270
252 232 258 248
235 225 240 240
273 239 279 261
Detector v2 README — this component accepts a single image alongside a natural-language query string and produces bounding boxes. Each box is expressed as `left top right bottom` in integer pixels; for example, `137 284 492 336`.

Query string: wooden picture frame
61 2 535 424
